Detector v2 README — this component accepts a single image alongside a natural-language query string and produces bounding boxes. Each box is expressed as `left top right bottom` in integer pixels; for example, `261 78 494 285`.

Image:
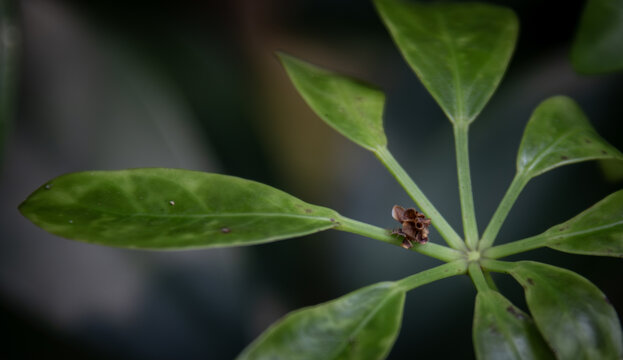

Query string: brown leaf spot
304 208 313 214
584 138 592 144
527 278 535 285
602 150 608 155
221 227 231 234
506 306 525 320
560 155 569 160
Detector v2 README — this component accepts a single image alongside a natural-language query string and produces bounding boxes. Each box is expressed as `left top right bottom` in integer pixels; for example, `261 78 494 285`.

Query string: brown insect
391 205 431 249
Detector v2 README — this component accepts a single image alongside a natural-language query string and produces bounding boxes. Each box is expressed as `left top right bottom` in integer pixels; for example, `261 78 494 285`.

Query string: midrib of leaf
44 203 336 222
521 127 582 176
436 11 465 124
545 219 623 242
328 287 401 359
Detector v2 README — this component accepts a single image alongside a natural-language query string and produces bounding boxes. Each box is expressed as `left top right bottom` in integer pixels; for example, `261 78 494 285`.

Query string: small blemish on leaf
221 227 231 234
584 138 592 144
169 200 175 206
68 220 74 224
560 155 569 160
44 184 52 190
527 278 534 285
558 225 568 232
304 208 312 214
506 306 525 319
601 150 608 155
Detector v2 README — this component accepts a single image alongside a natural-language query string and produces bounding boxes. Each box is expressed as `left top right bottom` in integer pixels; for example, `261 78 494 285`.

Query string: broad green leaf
374 0 518 124
473 290 553 360
19 169 340 249
507 261 623 360
237 282 405 360
517 96 623 179
538 190 623 257
571 0 623 74
278 53 387 152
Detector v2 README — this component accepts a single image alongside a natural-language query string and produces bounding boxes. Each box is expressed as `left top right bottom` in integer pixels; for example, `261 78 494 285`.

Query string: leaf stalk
374 146 466 251
453 124 479 249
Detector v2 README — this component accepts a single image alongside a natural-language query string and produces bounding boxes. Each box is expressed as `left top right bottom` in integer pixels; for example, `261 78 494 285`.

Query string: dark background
1 0 622 358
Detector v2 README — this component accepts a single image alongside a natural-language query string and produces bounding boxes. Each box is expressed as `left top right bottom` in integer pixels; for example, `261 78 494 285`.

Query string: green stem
479 173 529 250
337 216 463 263
454 124 479 249
481 259 515 273
397 260 467 292
374 146 466 251
483 234 546 259
468 262 489 292
483 270 499 291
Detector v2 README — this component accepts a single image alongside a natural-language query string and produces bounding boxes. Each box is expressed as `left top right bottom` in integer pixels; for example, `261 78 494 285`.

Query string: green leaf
538 190 623 257
517 96 623 179
19 169 340 249
278 53 387 152
374 0 518 124
237 282 405 360
507 261 623 360
473 290 554 360
571 0 623 74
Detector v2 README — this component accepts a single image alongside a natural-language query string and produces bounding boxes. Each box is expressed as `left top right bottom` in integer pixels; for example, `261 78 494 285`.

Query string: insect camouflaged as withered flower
391 205 431 249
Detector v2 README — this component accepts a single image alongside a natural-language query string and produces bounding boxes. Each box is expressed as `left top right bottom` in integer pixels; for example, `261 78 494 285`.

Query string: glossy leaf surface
374 0 518 124
540 190 623 257
473 290 553 360
508 261 623 360
571 0 623 74
279 53 387 152
19 169 339 249
237 282 405 360
517 96 623 179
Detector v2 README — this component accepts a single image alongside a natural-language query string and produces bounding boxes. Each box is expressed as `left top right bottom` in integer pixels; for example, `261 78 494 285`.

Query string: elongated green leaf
507 261 623 360
237 282 405 360
571 0 623 74
517 96 623 179
374 0 518 124
473 290 553 360
278 53 387 152
19 169 340 249
538 190 623 257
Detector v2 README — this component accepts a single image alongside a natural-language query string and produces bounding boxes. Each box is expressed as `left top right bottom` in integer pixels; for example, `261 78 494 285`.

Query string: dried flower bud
391 205 431 247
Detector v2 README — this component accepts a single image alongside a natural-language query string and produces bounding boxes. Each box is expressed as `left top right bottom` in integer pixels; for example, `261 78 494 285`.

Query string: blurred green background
1 0 622 358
